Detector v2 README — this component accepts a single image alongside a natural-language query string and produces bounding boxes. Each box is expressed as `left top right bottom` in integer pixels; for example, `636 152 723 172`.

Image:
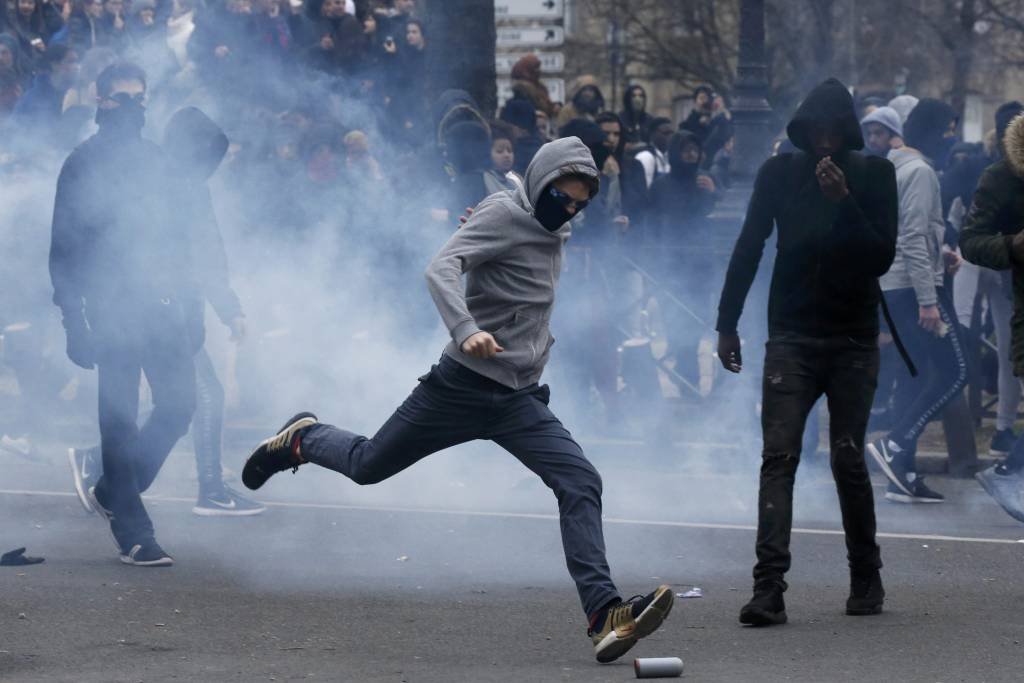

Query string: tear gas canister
634 656 684 678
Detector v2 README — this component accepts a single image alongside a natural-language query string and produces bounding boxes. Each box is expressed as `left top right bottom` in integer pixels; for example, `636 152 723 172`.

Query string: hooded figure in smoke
717 77 898 626
66 106 266 517
239 136 675 664
50 62 200 566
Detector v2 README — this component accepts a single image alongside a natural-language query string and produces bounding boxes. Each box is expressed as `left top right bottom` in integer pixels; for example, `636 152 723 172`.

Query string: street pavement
2 438 1023 682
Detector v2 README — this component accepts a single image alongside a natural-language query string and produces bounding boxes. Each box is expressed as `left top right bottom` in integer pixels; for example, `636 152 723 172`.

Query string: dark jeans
193 348 226 494
301 354 621 617
884 287 968 460
94 321 196 550
754 334 882 587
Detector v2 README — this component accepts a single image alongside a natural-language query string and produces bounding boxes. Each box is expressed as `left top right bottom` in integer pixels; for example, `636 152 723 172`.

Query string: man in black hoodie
67 106 265 518
50 62 199 566
717 78 898 625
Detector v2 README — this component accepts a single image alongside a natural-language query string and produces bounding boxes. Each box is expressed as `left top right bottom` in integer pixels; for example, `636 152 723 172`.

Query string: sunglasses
548 185 589 212
104 92 145 106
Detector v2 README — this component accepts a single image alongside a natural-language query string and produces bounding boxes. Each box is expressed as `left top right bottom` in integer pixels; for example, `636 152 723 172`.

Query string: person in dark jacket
960 112 1024 524
68 105 266 518
647 131 716 245
717 78 898 625
64 0 109 54
619 84 652 151
10 44 78 135
442 119 492 221
49 62 199 567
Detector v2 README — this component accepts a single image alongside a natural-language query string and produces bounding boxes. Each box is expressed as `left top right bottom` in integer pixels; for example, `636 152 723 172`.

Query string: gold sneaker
589 585 675 663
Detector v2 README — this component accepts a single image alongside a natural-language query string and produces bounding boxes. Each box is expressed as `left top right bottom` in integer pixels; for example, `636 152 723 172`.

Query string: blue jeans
884 287 968 459
300 354 621 617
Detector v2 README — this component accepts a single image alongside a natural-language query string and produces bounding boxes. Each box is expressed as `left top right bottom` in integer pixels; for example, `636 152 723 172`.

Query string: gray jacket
880 147 945 304
425 137 599 389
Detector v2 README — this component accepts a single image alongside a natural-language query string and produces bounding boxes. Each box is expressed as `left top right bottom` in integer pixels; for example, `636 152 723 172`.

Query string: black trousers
753 334 882 587
300 354 621 617
93 311 196 550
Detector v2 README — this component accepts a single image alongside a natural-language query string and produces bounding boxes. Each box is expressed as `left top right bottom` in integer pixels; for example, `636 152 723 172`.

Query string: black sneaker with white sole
884 479 944 504
866 439 914 496
588 585 675 663
242 412 318 490
68 447 101 514
193 485 267 516
120 540 174 567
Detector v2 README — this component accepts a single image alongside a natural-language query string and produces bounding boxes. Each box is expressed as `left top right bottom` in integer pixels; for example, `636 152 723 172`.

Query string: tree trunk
425 0 497 118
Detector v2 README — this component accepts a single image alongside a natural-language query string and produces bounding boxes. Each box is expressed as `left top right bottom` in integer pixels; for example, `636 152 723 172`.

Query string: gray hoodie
424 137 599 389
880 146 945 304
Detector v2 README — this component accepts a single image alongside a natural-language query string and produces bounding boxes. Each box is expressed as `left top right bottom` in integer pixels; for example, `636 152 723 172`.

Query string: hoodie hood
445 120 491 173
163 107 229 180
519 136 599 212
557 118 610 174
622 85 647 116
433 89 488 149
1003 114 1024 178
668 130 702 178
903 98 956 164
786 77 864 154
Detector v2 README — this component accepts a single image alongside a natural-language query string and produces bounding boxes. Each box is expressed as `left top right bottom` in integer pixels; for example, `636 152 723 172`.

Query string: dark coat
717 78 899 338
49 125 202 347
959 114 1024 375
647 132 716 246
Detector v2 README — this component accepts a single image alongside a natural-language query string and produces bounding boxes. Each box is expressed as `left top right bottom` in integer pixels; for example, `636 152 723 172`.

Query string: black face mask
95 94 146 135
534 186 575 232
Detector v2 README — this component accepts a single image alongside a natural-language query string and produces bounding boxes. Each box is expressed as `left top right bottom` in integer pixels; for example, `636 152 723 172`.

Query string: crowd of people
2 0 1024 537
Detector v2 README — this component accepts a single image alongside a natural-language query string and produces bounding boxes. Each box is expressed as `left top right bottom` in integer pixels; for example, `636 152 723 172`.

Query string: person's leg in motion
190 349 266 515
133 333 197 495
870 290 967 502
94 348 150 552
242 358 486 490
988 276 1020 456
743 338 822 626
489 383 672 663
824 338 884 615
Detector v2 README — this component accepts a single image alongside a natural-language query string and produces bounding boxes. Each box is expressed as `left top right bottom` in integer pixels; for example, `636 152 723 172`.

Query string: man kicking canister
241 136 674 663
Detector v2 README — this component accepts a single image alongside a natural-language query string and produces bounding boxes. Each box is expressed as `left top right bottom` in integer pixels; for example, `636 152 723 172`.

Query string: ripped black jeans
753 333 882 588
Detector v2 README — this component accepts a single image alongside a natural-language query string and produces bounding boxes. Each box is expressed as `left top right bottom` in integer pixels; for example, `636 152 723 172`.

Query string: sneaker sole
866 443 914 497
191 504 267 517
67 448 94 514
120 554 174 567
975 472 1024 523
846 604 883 616
633 585 675 639
884 491 944 504
593 629 638 664
739 607 787 626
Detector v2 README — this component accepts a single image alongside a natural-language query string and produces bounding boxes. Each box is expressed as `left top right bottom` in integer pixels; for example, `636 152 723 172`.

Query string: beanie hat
888 95 920 124
860 106 903 138
995 101 1024 146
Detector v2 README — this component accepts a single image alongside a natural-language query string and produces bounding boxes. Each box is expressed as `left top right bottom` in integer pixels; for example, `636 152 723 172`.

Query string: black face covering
95 95 146 135
534 186 575 232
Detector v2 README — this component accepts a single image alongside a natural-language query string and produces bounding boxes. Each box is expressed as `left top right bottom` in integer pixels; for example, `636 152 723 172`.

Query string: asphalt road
2 440 1023 682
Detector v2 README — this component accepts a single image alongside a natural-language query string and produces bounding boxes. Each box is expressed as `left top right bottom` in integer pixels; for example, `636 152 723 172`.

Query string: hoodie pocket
491 310 550 371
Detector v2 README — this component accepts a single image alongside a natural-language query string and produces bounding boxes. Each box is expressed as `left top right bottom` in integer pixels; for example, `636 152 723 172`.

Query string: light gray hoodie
424 136 599 389
880 146 945 304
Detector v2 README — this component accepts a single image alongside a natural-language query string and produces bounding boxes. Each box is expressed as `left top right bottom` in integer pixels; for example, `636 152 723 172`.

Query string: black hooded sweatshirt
716 78 898 338
647 130 716 245
163 106 244 327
